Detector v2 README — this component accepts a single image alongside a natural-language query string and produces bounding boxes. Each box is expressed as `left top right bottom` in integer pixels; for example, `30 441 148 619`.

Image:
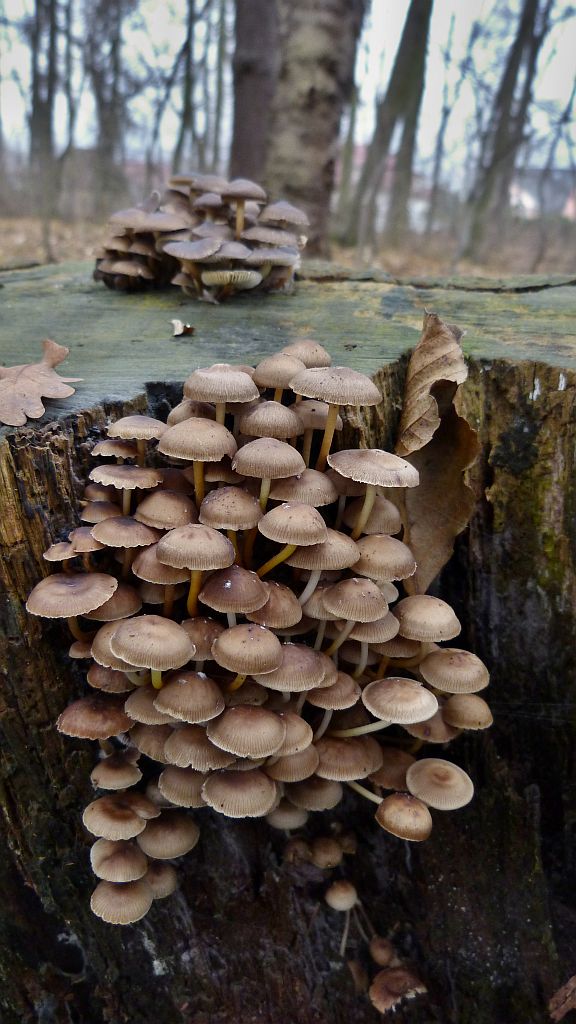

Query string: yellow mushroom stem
376 655 389 677
323 619 356 656
273 387 284 404
301 428 314 467
122 489 131 516
228 673 247 692
136 439 147 467
183 259 203 295
330 719 391 738
187 569 204 617
234 198 246 240
258 477 272 511
242 527 258 568
215 402 226 425
163 584 175 618
193 461 205 505
151 669 163 690
227 530 240 563
256 543 297 579
351 484 376 540
346 779 382 805
67 616 95 643
315 403 340 472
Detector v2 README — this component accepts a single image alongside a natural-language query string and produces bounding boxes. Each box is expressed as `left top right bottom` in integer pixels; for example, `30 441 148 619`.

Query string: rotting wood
0 263 574 1023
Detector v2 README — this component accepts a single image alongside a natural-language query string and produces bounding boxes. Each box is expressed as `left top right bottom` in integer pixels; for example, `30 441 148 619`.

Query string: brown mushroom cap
89 464 163 491
265 745 320 783
90 753 143 791
80 500 123 524
144 862 179 899
246 581 302 629
108 414 168 442
157 767 208 808
327 449 419 489
406 757 474 810
133 490 198 531
163 724 236 770
86 663 135 694
201 768 277 817
375 792 433 841
239 401 303 440
42 540 76 563
90 879 153 925
307 671 361 710
362 677 438 724
258 503 327 546
321 577 389 623
315 736 382 781
222 177 267 201
27 572 119 619
131 542 191 585
83 793 160 840
289 366 382 406
180 617 225 660
348 612 400 644
369 967 427 1013
404 708 461 744
158 418 237 462
128 723 174 763
211 623 282 675
342 494 402 536
157 524 235 571
325 880 358 911
207 705 286 758
136 810 200 859
90 838 148 882
90 516 161 551
251 642 326 692
260 202 310 228
353 535 417 582
269 468 338 507
285 776 343 810
124 686 176 725
418 648 490 693
393 595 461 641
199 564 268 614
265 799 309 830
184 364 259 404
253 354 306 389
57 694 132 739
369 748 416 791
286 529 359 571
199 486 262 531
166 399 216 427
442 694 493 730
91 621 134 671
153 670 225 723
325 468 366 498
85 583 143 622
289 399 342 432
110 615 195 671
232 437 305 480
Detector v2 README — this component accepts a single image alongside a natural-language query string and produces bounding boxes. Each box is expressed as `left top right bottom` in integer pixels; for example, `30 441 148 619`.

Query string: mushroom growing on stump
26 572 119 642
107 414 168 467
109 614 195 690
158 416 237 505
256 502 327 578
327 448 419 540
157 523 235 617
232 437 306 513
221 178 267 239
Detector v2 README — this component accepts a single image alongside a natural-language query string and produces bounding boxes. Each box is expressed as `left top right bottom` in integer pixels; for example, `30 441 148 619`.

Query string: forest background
0 0 574 275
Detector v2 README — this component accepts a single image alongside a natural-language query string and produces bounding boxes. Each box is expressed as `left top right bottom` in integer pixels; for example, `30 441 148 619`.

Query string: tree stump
0 261 574 1024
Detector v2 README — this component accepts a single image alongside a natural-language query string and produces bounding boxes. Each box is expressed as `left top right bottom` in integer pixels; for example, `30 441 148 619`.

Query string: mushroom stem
82 553 94 572
122 489 131 516
339 909 351 958
227 530 240 563
351 484 376 540
187 569 204 617
334 494 347 530
215 402 226 425
228 673 247 692
298 569 321 606
121 548 134 580
273 387 283 404
352 906 371 943
353 642 369 679
242 527 258 568
234 198 246 240
301 428 313 467
163 584 175 618
258 477 272 511
346 779 382 805
295 691 307 714
136 439 147 468
151 669 163 690
256 543 297 579
330 719 391 738
315 403 340 472
67 616 94 643
98 739 115 755
193 461 205 505
126 670 150 686
313 620 327 651
323 619 356 656
194 660 205 672
226 612 237 629
376 655 389 677
313 708 333 741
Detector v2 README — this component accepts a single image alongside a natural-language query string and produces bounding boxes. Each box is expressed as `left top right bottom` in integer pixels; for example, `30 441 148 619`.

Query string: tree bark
229 0 279 181
264 0 367 256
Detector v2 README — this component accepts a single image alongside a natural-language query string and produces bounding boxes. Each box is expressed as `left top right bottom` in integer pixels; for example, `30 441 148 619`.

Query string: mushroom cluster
27 340 491 929
93 172 308 303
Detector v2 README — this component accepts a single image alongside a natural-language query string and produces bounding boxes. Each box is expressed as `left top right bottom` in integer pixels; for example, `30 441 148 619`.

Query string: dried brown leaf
0 339 81 427
396 312 467 458
550 976 576 1021
170 319 195 337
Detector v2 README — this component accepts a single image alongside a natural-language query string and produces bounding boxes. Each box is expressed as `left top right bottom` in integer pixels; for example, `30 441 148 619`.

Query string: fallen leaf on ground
0 338 81 427
549 976 576 1021
170 319 195 337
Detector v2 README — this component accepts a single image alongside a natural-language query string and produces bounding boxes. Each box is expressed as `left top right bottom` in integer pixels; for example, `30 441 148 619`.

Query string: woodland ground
0 216 574 277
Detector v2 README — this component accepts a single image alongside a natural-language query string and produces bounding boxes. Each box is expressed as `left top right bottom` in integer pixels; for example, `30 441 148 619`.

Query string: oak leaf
393 313 478 594
0 339 81 427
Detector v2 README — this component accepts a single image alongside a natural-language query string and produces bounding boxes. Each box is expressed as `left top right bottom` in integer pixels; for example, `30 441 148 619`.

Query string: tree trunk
28 0 58 260
383 0 432 247
172 0 197 173
264 0 367 256
211 0 227 172
0 260 574 1023
342 0 432 250
229 0 279 181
